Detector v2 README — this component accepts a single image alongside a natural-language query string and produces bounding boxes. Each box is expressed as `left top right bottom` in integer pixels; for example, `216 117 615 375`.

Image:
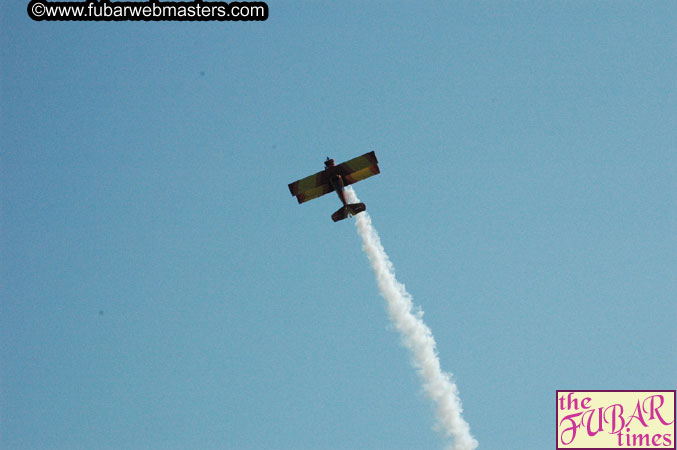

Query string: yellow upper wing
288 151 379 204
337 151 380 186
288 170 331 204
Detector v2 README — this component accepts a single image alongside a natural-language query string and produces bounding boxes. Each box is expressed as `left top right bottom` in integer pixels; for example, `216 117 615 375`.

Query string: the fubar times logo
557 390 676 449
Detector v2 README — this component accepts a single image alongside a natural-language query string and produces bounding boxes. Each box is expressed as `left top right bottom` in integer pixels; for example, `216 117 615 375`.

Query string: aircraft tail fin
331 203 366 222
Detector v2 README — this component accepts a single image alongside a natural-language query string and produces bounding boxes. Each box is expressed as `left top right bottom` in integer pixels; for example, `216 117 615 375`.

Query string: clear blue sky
2 2 675 449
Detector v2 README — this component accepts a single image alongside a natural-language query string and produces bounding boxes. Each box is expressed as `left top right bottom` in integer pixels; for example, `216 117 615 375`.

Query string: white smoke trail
346 188 478 450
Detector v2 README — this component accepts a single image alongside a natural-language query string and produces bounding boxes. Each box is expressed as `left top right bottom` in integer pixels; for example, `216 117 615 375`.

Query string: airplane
288 151 380 222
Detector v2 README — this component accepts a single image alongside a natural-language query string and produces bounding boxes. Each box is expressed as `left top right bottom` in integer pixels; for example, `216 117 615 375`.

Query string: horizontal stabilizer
331 202 366 222
347 202 366 216
331 207 348 222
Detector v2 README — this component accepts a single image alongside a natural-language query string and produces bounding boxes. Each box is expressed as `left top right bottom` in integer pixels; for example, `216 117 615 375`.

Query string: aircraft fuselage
329 174 348 208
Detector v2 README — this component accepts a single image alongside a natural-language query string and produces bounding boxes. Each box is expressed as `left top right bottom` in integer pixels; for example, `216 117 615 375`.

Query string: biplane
288 151 380 222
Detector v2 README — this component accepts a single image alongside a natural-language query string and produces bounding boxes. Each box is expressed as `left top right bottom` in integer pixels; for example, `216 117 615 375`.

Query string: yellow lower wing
343 164 380 186
295 183 332 204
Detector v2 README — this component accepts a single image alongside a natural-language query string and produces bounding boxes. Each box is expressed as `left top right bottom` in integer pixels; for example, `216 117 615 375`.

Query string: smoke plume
346 188 478 450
